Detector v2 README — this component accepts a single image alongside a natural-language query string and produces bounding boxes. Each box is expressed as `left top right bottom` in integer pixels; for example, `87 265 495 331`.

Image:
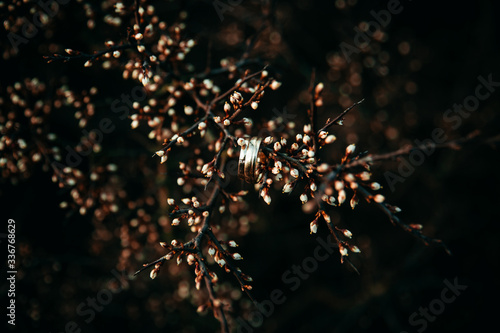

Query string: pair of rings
238 137 266 183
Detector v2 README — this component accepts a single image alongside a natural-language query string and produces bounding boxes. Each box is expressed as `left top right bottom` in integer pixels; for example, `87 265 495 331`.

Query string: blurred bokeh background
1 0 499 332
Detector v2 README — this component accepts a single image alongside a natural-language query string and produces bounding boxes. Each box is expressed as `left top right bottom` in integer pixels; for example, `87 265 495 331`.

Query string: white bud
223 119 231 126
274 142 281 151
155 150 165 157
374 194 385 203
167 198 175 205
228 240 238 247
177 177 185 186
251 101 259 110
171 218 180 226
310 221 318 234
290 169 299 178
343 229 352 238
338 190 346 204
325 135 336 144
370 182 381 190
232 253 243 260
184 105 194 115
351 246 361 253
264 136 273 144
224 102 231 112
283 183 293 193
263 195 271 205
340 246 348 256
346 144 356 155
300 193 308 204
208 247 216 256
310 183 317 191
270 80 282 90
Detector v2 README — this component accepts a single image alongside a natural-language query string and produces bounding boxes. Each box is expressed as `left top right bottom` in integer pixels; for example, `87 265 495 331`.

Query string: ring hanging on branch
238 137 266 183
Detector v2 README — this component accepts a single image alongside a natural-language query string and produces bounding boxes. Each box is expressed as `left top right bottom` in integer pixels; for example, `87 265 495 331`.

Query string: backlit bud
346 144 356 155
300 193 308 204
374 194 385 203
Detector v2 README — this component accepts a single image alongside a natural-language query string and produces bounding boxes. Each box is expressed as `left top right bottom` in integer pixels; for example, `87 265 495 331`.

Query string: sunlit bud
202 211 209 217
237 138 246 147
171 218 180 226
300 193 308 204
321 211 331 223
155 150 165 157
177 256 182 265
410 224 423 230
150 269 157 279
224 102 231 113
315 82 324 94
325 135 336 144
113 50 120 58
374 194 385 203
188 209 194 216
198 122 206 130
282 183 293 193
251 101 259 110
339 246 348 256
176 53 185 61
319 131 328 139
131 119 139 129
291 143 299 150
344 173 355 182
186 254 196 265
303 135 311 145
264 136 273 144
135 33 143 40
160 155 167 164
219 205 226 213
303 124 312 134
346 144 356 155
203 79 213 89
350 245 361 253
270 80 282 90
394 206 402 213
222 119 230 126
350 196 359 209
213 116 221 123
181 198 191 205
177 177 185 186
310 183 317 191
371 182 381 190
328 196 336 205
296 134 303 141
338 189 346 204
290 169 299 178
232 253 243 260
343 229 353 238
317 163 329 173
263 195 272 205
334 180 344 191
359 171 371 181
171 239 180 246
228 240 238 247
217 258 226 267
165 252 174 260
307 150 315 158
208 247 216 256
184 105 194 115
274 142 281 151
310 220 318 234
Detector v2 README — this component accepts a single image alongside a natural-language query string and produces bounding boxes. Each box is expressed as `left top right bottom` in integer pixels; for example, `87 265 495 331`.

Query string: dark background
1 0 499 333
